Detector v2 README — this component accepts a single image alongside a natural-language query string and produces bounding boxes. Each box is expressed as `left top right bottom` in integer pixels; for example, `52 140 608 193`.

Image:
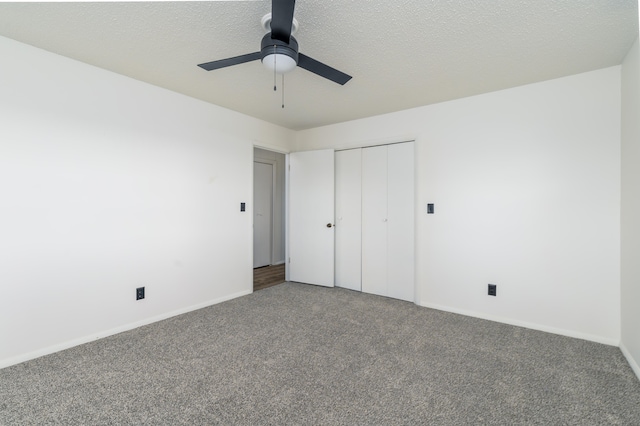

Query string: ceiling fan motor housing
261 33 299 73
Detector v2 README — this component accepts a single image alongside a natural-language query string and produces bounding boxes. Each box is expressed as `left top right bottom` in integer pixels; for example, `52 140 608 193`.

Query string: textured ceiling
0 1 637 130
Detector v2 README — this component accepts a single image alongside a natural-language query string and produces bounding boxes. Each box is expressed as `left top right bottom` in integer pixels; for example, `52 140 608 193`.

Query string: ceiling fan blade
271 0 296 43
297 53 352 85
197 52 261 71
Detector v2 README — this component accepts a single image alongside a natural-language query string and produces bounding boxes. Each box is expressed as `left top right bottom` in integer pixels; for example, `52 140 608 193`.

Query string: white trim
335 140 416 152
418 301 619 347
0 289 251 370
284 153 290 282
334 136 418 152
620 343 640 381
253 141 290 155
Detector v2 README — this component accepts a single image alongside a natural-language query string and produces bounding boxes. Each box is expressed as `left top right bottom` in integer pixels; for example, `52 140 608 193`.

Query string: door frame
252 145 289 290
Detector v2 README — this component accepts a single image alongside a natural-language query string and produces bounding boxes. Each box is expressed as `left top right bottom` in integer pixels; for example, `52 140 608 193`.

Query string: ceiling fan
197 0 352 86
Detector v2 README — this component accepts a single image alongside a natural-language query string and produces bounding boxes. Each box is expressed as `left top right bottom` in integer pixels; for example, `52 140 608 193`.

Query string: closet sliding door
361 142 414 302
335 149 362 291
386 142 415 302
361 146 389 297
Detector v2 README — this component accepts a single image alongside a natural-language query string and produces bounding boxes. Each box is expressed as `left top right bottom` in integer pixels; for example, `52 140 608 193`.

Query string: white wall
0 35 294 368
254 148 286 265
621 37 640 379
296 67 622 345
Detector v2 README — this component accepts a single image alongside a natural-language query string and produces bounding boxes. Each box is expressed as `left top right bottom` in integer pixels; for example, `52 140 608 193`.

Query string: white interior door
253 161 273 268
335 149 362 291
361 145 388 297
387 142 415 302
289 149 335 287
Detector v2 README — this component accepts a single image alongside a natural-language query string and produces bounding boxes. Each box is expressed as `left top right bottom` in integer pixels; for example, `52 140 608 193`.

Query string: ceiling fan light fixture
262 53 297 74
260 34 299 74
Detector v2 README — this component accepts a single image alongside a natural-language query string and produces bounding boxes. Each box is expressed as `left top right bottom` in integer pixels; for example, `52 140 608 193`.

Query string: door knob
326 223 334 228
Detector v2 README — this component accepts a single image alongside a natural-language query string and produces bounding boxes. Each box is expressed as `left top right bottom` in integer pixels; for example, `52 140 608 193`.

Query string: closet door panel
335 149 362 291
361 145 388 297
387 142 415 302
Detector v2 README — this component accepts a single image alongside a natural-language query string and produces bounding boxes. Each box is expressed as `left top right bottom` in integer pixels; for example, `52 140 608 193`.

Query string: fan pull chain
273 45 277 91
282 74 285 108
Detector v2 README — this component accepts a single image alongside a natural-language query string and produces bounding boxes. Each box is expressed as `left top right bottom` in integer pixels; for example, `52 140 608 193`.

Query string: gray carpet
1 282 640 425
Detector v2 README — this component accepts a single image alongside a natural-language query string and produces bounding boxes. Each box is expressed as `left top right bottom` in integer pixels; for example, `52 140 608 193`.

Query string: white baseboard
620 343 640 381
0 289 252 370
418 301 619 347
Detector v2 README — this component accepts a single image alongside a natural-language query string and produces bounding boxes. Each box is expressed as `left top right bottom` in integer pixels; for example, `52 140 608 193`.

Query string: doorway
253 147 286 291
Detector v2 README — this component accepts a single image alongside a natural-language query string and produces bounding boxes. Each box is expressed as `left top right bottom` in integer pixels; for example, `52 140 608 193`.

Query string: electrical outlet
488 284 497 296
136 287 145 300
